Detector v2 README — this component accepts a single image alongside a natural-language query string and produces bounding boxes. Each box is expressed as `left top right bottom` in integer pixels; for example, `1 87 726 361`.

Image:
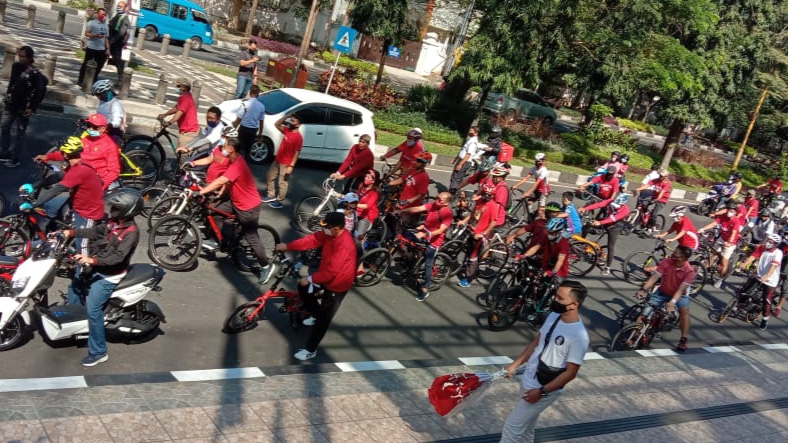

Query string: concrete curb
17 0 86 17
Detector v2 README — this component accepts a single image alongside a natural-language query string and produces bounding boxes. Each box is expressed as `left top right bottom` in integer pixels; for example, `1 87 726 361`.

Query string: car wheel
542 116 554 126
504 109 517 123
190 37 203 51
247 137 274 164
144 26 158 41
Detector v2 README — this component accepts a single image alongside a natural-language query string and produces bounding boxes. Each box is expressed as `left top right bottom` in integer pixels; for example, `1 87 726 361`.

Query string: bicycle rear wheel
483 270 516 308
0 221 30 259
294 196 333 233
120 150 159 190
416 252 453 291
716 298 738 323
688 260 706 295
140 186 170 218
487 286 520 331
567 238 598 277
478 239 509 279
619 303 644 327
355 248 391 287
147 195 192 230
123 135 167 174
622 251 657 284
223 301 263 333
148 215 201 271
609 324 644 351
231 224 282 273
440 239 468 276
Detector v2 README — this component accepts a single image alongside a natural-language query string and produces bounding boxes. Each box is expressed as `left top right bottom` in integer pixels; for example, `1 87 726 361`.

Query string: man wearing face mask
449 126 480 193
632 168 671 235
578 193 630 275
577 165 619 211
78 7 110 87
105 1 130 80
654 206 699 251
512 153 550 217
379 128 424 175
736 233 784 330
235 40 260 99
637 246 696 352
331 134 375 194
157 78 200 148
748 209 776 245
458 184 500 288
388 151 432 228
274 212 358 360
176 106 225 160
698 201 744 289
264 114 303 209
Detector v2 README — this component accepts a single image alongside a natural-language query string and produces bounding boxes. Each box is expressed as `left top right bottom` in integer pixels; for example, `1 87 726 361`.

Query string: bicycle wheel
567 238 599 277
120 150 159 190
123 135 167 174
688 260 706 295
507 199 529 226
619 303 644 327
355 248 391 287
621 251 657 284
0 222 30 258
620 217 635 236
487 286 520 331
294 196 333 233
223 301 263 333
653 215 666 232
140 186 170 218
609 324 644 351
231 224 282 273
147 195 192 230
716 298 738 323
478 239 510 279
148 215 201 271
440 239 468 276
483 270 517 308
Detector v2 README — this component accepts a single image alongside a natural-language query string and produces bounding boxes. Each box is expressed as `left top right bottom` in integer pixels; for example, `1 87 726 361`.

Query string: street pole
325 51 341 94
732 84 769 171
291 0 320 88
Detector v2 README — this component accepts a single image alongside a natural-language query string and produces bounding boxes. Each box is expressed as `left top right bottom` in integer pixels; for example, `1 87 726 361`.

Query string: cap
175 77 191 88
659 168 669 176
86 113 108 127
606 165 617 174
747 189 756 196
320 211 345 228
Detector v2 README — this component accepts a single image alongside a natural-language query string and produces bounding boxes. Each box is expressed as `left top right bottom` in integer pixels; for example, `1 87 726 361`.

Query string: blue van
137 0 214 50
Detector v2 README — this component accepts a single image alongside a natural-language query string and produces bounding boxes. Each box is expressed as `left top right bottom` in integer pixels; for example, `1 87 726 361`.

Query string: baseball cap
175 77 191 88
606 165 617 174
659 168 669 176
320 212 345 228
86 113 108 127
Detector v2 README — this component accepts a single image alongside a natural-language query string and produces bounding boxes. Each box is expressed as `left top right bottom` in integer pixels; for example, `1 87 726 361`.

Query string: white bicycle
293 178 343 233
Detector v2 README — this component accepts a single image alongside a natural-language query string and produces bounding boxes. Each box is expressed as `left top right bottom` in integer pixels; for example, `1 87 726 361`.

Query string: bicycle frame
311 179 343 216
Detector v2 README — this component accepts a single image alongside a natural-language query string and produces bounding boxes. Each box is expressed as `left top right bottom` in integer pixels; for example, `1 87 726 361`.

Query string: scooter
0 234 166 351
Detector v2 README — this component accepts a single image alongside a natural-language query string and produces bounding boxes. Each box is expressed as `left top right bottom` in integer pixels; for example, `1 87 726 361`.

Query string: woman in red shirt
355 169 381 243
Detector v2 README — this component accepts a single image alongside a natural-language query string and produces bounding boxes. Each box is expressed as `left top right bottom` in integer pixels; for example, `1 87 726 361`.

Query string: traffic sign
387 45 401 58
333 26 357 54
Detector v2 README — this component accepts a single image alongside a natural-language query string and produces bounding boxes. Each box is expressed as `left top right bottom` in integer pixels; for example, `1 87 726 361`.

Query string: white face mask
766 241 775 249
406 140 416 147
221 148 230 157
727 210 736 218
671 216 680 222
323 228 333 236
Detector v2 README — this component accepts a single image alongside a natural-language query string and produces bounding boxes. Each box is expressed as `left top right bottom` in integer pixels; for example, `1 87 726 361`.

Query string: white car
219 88 377 165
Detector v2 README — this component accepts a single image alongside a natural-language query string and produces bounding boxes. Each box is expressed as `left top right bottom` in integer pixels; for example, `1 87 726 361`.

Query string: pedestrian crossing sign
333 26 357 54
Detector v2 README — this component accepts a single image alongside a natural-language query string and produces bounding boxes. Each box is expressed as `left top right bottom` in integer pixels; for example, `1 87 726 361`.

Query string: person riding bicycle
274 211 358 361
456 159 498 191
632 168 671 235
458 183 500 288
636 245 696 352
505 203 552 260
337 192 359 234
748 208 776 244
398 192 454 301
184 126 236 211
654 206 699 251
379 128 424 176
577 165 619 208
755 174 783 206
477 126 503 168
490 164 511 226
512 153 550 217
553 192 582 238
736 233 783 330
578 193 630 275
62 188 142 366
388 151 431 228
698 200 745 289
738 190 760 225
541 217 570 282
92 79 125 142
601 151 623 175
176 105 226 161
198 134 275 284
331 134 375 194
449 125 481 193
354 169 380 244
35 113 121 191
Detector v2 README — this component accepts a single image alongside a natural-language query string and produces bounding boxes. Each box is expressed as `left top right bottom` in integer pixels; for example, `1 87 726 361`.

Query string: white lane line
334 361 406 372
702 346 741 353
170 367 264 382
636 349 679 357
584 352 605 360
459 356 514 366
0 376 88 393
759 343 788 350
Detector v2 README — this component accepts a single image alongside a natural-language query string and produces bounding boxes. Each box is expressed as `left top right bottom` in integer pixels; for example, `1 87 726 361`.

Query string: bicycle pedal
526 313 538 321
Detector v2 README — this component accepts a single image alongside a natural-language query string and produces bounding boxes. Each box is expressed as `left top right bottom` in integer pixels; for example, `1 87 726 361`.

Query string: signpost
325 25 357 94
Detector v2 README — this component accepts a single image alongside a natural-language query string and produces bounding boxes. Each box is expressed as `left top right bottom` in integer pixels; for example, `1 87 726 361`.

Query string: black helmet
650 163 659 171
105 188 144 219
611 151 621 159
620 154 630 164
733 172 743 180
760 208 772 217
725 200 739 210
490 126 502 136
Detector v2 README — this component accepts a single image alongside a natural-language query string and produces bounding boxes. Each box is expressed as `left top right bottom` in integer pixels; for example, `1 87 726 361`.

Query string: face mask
727 211 736 218
766 241 776 249
323 228 333 236
207 121 219 128
248 48 257 55
116 7 124 14
548 233 561 242
217 138 226 147
87 129 100 137
221 148 230 157
97 13 106 21
550 300 570 314
671 216 680 222
406 140 416 147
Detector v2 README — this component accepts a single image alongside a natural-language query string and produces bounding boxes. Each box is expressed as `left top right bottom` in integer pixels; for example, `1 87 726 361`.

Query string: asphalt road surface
0 113 784 380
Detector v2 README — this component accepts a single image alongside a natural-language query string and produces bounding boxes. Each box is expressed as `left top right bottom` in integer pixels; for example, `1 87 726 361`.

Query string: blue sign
387 45 401 58
333 26 357 54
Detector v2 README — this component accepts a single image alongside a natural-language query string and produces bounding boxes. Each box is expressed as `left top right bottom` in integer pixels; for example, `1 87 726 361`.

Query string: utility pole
732 84 769 171
291 0 320 87
442 0 474 77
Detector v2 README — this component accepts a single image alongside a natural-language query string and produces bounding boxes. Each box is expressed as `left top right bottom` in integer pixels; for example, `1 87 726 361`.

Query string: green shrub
405 85 441 113
651 125 670 137
588 103 614 121
318 51 378 79
66 0 99 10
618 118 654 133
560 133 595 154
374 110 464 145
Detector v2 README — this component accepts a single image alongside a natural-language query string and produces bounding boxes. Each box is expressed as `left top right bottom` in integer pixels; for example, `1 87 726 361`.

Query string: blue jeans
68 274 118 356
422 244 438 290
234 75 254 99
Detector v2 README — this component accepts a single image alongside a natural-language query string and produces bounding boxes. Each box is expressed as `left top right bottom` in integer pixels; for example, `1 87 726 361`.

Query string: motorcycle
698 182 733 216
0 234 166 351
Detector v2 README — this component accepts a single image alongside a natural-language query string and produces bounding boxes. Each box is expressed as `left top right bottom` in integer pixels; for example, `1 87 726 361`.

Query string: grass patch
559 107 582 118
128 60 155 75
194 62 236 78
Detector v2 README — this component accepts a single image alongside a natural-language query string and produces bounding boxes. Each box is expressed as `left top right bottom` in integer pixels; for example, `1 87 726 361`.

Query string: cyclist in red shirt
399 192 454 301
331 134 374 193
458 184 500 288
756 175 783 205
579 193 630 275
739 190 759 224
698 201 744 288
380 128 424 175
157 77 200 147
264 114 303 209
184 126 235 209
354 169 381 243
633 168 672 234
490 165 511 226
389 151 431 227
577 165 619 207
542 218 570 279
199 136 275 284
655 206 699 250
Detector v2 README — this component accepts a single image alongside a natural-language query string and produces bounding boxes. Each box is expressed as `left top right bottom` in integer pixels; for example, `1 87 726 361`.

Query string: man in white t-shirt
450 126 481 192
512 153 550 218
736 233 783 330
499 280 590 443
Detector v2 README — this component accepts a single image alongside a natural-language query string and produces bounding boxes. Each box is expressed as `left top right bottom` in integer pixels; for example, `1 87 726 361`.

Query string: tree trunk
229 0 244 31
627 90 640 119
375 40 389 86
476 85 491 120
658 119 685 168
244 0 260 37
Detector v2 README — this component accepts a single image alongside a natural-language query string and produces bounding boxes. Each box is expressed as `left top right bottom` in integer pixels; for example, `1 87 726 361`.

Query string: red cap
86 113 108 127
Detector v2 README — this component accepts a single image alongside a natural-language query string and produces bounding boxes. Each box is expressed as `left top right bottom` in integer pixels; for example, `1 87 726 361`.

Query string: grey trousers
499 388 562 443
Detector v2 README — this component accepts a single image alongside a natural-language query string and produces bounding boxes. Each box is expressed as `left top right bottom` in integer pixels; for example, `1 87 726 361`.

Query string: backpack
498 142 514 163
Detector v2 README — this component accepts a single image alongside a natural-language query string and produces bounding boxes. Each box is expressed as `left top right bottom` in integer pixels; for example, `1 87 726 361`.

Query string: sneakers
202 239 220 251
4 159 20 168
712 279 723 289
416 291 430 302
676 337 688 352
81 353 109 367
458 279 471 288
602 266 611 276
302 316 316 326
760 318 769 330
294 349 317 361
258 263 276 284
262 196 277 204
268 201 283 209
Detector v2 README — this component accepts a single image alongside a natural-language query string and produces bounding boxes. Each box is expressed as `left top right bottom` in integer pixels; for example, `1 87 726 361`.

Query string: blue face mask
87 129 101 137
207 121 219 128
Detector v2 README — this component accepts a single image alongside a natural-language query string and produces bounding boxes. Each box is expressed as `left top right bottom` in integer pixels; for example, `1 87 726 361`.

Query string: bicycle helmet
759 208 772 217
545 201 563 213
59 136 84 160
407 128 423 140
611 193 629 208
222 125 239 138
611 151 621 160
339 192 359 204
480 183 496 196
490 165 509 177
18 183 34 198
620 154 630 164
768 233 782 244
415 151 433 164
733 172 743 180
490 126 502 136
91 79 113 95
669 205 687 217
535 152 546 162
546 218 566 233
105 188 144 219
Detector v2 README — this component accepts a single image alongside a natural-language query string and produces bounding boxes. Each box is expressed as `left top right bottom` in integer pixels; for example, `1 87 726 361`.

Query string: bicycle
481 252 540 308
144 170 204 230
565 214 609 277
487 273 560 331
293 178 344 234
121 117 179 175
609 293 680 351
695 231 726 287
715 272 785 324
223 252 315 333
621 196 665 236
621 239 706 295
147 191 280 272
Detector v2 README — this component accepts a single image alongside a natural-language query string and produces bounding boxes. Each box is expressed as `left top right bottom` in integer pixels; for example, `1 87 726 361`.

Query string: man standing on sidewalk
233 86 265 155
234 40 260 99
158 78 200 148
264 114 302 209
499 280 590 443
0 46 47 168
106 1 130 81
78 8 110 86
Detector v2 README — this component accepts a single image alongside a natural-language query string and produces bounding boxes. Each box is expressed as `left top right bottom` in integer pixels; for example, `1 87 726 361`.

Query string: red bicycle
223 252 317 333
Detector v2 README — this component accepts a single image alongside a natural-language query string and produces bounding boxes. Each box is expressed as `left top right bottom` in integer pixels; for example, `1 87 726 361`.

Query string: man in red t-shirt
698 201 744 288
655 205 698 250
199 137 275 284
633 168 672 233
331 134 375 194
157 78 200 148
458 186 500 288
275 211 357 361
186 127 234 201
756 176 783 205
389 151 431 227
578 166 619 207
490 165 511 226
264 114 303 209
542 218 570 278
380 128 424 175
399 192 454 301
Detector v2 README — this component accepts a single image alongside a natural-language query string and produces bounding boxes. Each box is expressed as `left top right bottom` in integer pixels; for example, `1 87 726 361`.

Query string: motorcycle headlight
11 276 30 295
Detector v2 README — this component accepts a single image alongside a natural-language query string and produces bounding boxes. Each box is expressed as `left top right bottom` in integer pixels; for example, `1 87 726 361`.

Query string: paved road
0 114 784 380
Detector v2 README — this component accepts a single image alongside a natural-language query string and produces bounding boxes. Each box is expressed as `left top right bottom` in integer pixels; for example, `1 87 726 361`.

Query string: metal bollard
136 28 146 50
43 54 56 84
191 80 201 107
55 11 65 33
26 4 35 29
155 73 168 104
181 39 191 60
1 47 14 79
82 59 97 93
160 34 170 56
0 0 7 24
119 67 133 99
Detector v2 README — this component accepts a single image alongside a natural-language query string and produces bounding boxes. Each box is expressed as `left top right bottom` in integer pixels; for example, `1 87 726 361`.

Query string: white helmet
670 206 687 217
535 153 546 162
768 233 782 244
91 79 113 95
222 125 239 138
611 194 629 209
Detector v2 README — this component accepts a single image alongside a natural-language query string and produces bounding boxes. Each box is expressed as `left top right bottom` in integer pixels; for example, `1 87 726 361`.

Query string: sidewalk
0 345 787 442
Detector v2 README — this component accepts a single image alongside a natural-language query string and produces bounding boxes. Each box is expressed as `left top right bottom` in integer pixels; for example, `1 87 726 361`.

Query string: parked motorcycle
0 234 166 351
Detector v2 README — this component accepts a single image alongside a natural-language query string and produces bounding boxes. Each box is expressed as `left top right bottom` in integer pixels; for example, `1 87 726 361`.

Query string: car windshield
192 10 210 24
258 90 301 115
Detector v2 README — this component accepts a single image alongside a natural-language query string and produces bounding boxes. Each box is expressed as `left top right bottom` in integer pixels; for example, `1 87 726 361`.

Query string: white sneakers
302 316 316 326
294 349 317 360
